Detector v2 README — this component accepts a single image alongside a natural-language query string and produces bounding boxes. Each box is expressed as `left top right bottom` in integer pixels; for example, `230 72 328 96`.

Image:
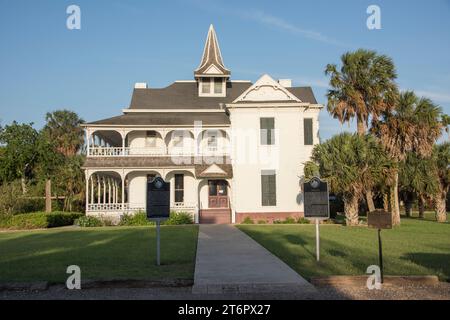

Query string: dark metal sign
304 177 330 219
368 210 392 229
146 177 170 221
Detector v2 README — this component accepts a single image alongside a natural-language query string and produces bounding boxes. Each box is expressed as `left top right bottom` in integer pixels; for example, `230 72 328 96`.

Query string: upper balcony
85 128 230 158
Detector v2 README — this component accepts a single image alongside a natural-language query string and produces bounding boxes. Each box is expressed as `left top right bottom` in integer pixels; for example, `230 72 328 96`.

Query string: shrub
0 212 83 230
297 217 311 224
119 211 194 226
241 216 254 224
257 220 267 224
119 212 153 226
75 215 103 228
164 212 194 225
283 217 297 224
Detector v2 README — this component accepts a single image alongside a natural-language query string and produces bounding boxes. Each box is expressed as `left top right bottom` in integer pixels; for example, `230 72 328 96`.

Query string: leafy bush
165 212 194 225
75 215 103 227
257 220 267 224
119 211 194 226
241 216 255 224
119 212 153 226
283 217 297 224
297 217 311 224
0 212 83 230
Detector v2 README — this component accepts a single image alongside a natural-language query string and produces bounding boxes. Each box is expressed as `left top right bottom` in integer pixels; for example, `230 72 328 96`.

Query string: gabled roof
129 81 252 109
194 25 230 77
233 74 301 103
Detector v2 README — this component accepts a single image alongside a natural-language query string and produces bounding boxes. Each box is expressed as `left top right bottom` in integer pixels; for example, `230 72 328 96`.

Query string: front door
208 180 228 208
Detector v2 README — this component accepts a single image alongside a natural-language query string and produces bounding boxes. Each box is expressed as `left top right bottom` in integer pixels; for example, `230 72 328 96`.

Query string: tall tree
432 143 449 223
372 91 443 225
325 49 398 211
310 133 393 226
399 153 438 218
0 122 39 193
43 110 85 157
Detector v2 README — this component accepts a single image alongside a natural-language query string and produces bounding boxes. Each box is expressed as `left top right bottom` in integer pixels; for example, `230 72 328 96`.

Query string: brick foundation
236 212 304 224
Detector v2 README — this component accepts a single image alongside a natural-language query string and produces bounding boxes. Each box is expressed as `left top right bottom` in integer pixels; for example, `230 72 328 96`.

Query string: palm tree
310 133 392 226
41 110 85 212
43 110 85 157
325 49 398 211
371 91 443 225
399 152 438 218
432 143 449 223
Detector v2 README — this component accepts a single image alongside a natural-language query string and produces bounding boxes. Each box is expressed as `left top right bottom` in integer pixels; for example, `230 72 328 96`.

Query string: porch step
199 209 231 224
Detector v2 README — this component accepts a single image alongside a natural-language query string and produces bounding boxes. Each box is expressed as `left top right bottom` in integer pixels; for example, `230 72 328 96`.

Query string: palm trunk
356 118 366 136
366 191 376 212
21 177 27 194
418 194 425 219
404 199 412 218
383 193 389 211
344 195 359 226
391 171 401 226
45 179 52 213
435 191 447 223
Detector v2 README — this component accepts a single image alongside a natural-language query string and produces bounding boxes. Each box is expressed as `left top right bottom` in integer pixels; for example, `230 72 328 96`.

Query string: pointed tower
195 25 230 97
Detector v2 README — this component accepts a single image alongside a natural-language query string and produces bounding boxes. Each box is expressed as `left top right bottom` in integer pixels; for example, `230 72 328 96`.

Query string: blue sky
0 0 449 141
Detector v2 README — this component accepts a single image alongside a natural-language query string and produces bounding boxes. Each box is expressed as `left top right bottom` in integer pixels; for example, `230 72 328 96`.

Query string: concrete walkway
192 225 317 295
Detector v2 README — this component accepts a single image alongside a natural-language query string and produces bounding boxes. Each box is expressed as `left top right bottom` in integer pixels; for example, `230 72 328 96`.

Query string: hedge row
0 212 84 230
75 211 194 228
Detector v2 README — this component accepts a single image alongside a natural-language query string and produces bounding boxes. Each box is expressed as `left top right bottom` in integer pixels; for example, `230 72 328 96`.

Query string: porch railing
87 202 197 213
88 147 229 157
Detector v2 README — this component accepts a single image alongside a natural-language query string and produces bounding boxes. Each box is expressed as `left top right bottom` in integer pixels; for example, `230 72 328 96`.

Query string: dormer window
201 78 211 94
214 78 223 94
199 77 226 97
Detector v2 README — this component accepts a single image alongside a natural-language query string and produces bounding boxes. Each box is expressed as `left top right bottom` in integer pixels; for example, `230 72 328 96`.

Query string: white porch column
85 171 89 213
103 178 106 204
121 174 125 211
90 175 94 205
108 178 111 203
122 135 126 156
86 130 90 156
97 176 101 204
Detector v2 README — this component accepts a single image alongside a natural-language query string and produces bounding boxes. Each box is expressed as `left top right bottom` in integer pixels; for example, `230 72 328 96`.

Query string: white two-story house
82 25 322 224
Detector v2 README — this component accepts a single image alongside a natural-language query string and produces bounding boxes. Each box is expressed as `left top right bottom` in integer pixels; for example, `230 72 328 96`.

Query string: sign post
368 210 392 283
303 177 330 262
146 177 170 266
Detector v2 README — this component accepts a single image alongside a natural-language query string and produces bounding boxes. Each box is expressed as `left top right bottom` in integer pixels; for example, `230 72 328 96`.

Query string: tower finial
194 24 230 78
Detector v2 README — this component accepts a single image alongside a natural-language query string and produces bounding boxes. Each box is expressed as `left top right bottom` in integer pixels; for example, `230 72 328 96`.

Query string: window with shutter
261 170 277 206
304 118 313 145
260 118 275 145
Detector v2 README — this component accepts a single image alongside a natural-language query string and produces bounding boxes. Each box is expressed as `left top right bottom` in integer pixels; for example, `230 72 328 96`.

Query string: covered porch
84 168 233 224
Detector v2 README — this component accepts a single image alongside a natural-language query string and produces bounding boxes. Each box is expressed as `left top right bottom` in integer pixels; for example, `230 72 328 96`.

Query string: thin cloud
240 10 346 47
189 0 346 47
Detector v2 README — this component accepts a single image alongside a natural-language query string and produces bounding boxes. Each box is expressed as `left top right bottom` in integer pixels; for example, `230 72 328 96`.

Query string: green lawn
238 217 450 281
0 225 198 283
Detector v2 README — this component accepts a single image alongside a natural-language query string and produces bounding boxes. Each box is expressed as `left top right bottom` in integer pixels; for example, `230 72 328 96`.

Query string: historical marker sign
146 177 170 221
304 177 330 219
368 210 392 229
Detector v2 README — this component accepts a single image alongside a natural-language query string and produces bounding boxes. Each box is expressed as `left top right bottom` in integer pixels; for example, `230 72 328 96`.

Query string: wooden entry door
208 180 228 208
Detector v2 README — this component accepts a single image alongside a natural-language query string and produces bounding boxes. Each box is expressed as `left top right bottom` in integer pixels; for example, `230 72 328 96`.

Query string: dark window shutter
304 118 313 145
